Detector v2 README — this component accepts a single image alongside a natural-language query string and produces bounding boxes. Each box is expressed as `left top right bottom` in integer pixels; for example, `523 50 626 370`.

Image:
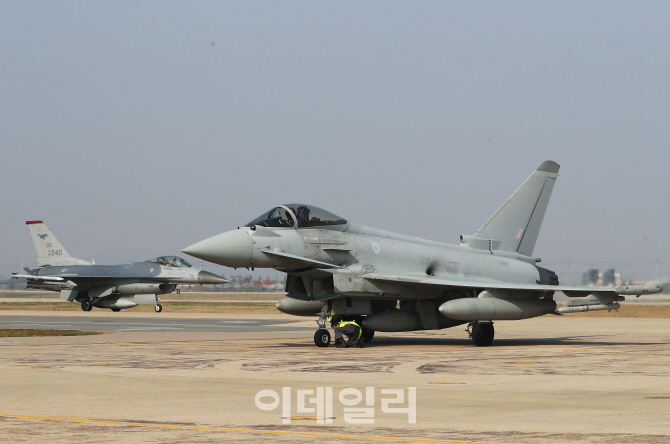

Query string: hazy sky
2 2 669 283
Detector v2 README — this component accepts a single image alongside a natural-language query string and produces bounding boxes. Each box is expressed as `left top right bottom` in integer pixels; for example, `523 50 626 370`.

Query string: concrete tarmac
0 312 669 443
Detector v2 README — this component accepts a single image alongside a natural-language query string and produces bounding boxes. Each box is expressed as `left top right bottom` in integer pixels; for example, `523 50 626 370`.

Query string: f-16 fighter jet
8 221 226 312
182 161 662 347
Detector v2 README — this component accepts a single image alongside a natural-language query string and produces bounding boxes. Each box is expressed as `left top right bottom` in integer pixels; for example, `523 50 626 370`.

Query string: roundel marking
372 243 381 254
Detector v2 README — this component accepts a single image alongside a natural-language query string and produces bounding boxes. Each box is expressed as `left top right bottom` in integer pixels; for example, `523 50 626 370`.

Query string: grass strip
0 292 285 301
0 329 102 337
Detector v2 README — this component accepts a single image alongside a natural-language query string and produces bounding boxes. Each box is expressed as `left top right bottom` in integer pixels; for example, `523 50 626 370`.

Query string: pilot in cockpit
149 256 192 268
295 206 310 224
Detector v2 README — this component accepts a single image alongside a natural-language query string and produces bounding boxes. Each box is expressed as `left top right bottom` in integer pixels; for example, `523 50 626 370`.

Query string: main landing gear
81 300 93 312
362 328 375 343
154 304 163 313
467 321 494 346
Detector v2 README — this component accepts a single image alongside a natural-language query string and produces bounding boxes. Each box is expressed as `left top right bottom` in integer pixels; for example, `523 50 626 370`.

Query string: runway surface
0 313 669 443
0 314 310 332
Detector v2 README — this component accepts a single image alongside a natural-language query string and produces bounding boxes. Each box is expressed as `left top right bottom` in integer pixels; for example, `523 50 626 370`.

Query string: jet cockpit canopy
148 256 192 268
245 204 347 229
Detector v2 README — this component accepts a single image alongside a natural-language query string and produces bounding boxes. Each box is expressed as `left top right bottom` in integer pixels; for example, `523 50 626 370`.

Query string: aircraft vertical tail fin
474 161 559 257
26 221 91 266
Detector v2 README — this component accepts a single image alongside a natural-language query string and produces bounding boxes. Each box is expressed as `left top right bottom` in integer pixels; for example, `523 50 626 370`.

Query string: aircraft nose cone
182 229 254 268
198 270 228 285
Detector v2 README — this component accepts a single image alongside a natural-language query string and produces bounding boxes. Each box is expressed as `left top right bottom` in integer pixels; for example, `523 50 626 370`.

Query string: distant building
582 268 621 287
602 269 617 286
583 269 599 286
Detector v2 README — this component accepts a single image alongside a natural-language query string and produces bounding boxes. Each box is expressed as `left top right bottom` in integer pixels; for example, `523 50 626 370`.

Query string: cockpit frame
148 256 193 268
278 205 298 228
244 204 348 231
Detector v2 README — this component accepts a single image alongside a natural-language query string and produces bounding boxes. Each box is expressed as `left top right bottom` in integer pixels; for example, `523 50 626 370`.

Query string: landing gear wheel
471 322 494 346
362 328 375 343
111 308 121 312
81 300 93 312
314 329 331 347
154 304 163 313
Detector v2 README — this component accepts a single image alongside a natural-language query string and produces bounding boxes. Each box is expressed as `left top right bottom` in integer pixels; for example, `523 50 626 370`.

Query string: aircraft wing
8 273 174 284
362 273 662 297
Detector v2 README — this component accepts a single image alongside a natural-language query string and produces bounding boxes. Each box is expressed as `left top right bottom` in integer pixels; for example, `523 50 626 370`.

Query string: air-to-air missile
557 303 621 314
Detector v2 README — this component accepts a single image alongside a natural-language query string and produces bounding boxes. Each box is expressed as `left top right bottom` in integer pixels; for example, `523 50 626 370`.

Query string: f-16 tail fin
26 221 92 267
474 161 559 257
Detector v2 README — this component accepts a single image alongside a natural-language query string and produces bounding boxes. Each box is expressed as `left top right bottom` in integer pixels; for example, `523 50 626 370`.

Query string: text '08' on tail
474 160 560 257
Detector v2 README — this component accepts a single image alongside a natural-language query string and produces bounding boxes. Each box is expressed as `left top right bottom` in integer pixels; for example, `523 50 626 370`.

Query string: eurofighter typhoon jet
7 221 227 312
182 161 662 347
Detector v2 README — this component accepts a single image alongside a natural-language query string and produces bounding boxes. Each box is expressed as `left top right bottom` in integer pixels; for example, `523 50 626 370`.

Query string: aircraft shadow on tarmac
282 335 662 348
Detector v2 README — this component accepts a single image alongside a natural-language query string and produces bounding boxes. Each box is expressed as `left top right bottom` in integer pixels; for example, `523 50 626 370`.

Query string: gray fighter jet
8 221 226 312
182 161 662 347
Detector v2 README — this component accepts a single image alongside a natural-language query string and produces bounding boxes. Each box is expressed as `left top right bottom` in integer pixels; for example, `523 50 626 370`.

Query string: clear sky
2 1 669 284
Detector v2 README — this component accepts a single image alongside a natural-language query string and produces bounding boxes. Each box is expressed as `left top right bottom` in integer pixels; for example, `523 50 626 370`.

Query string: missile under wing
182 161 662 347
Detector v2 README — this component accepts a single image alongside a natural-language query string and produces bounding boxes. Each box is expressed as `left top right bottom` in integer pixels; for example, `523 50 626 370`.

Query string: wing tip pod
537 160 560 174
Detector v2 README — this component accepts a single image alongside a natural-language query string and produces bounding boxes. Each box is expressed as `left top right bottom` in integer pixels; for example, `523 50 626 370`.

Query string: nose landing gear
154 304 163 313
313 304 331 347
314 329 331 347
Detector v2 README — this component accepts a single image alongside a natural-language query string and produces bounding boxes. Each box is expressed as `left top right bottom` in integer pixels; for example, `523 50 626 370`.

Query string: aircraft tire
362 328 375 343
472 322 494 346
81 300 93 312
111 308 121 312
314 329 331 347
154 304 163 313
